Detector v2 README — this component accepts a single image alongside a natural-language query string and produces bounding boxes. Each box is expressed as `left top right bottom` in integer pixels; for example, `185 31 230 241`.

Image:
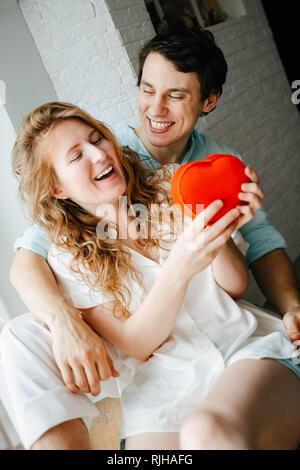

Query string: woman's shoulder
47 243 76 279
149 163 180 199
151 163 180 181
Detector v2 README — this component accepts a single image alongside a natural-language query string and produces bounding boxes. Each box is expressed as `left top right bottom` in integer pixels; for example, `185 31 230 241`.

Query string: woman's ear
51 186 68 200
202 92 220 113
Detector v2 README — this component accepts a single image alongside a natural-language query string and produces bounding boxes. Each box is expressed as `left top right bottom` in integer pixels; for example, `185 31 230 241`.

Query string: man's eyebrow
66 129 98 158
140 80 191 94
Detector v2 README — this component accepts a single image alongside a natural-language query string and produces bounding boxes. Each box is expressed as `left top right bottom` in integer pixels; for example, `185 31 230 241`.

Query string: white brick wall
18 0 300 268
18 0 149 133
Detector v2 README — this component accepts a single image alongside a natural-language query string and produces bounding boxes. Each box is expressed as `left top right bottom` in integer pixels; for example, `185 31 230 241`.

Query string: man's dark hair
137 28 228 102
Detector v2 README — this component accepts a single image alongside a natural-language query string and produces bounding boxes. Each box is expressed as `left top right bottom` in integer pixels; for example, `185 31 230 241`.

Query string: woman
2 102 300 450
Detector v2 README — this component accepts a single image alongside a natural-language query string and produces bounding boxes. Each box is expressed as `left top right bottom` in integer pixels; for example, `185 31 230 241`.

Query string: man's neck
134 126 191 165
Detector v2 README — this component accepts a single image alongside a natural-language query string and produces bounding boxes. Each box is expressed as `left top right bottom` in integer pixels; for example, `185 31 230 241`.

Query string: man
3 29 300 449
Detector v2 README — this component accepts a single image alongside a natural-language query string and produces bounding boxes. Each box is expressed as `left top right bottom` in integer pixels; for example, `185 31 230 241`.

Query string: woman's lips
94 167 117 184
147 117 175 134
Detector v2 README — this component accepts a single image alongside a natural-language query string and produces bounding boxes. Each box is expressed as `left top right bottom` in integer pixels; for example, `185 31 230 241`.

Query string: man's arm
10 248 119 396
251 248 300 342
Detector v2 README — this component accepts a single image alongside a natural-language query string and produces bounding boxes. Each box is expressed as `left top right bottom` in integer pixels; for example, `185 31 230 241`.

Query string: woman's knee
1 313 49 350
0 313 53 375
31 418 90 450
180 409 252 450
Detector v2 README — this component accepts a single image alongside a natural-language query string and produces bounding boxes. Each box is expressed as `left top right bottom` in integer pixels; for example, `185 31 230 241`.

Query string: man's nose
150 94 167 116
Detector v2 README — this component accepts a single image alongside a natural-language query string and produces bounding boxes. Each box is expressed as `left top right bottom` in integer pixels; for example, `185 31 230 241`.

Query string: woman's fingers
197 199 224 228
184 203 240 250
235 204 255 229
204 219 239 254
202 207 240 245
184 200 223 242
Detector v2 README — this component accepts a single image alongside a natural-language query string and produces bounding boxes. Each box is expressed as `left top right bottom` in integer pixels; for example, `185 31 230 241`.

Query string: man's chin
147 132 174 147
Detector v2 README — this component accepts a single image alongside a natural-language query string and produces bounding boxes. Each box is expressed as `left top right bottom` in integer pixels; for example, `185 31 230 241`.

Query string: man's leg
180 358 300 450
31 419 90 450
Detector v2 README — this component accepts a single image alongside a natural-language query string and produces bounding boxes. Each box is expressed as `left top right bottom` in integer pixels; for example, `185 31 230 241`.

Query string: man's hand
283 306 300 346
50 310 119 396
236 166 265 229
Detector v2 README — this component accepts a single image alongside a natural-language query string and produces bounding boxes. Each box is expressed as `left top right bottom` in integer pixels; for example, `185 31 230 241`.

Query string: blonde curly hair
12 102 177 317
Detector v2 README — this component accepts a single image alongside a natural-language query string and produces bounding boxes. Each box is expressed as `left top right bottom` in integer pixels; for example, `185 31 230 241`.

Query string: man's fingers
84 363 101 396
96 355 114 382
59 363 80 394
283 314 300 341
107 354 120 378
71 364 91 394
241 182 265 199
238 191 262 210
245 166 259 184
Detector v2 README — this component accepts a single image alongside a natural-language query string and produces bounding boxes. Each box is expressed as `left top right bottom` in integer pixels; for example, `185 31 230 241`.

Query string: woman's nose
87 144 107 164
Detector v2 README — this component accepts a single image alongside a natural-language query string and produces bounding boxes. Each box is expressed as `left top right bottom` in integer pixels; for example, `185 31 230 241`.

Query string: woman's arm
82 268 188 362
212 237 248 299
10 248 118 396
82 203 241 361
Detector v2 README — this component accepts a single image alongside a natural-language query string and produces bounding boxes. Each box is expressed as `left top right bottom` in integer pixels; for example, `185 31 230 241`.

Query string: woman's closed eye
71 153 82 163
91 137 102 145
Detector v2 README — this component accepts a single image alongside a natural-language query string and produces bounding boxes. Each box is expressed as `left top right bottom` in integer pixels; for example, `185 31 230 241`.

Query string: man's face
138 52 205 149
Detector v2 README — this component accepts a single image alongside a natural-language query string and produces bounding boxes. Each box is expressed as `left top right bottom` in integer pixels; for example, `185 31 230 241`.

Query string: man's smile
147 117 175 133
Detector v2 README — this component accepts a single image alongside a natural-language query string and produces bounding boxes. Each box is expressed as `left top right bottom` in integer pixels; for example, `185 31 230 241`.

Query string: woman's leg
0 313 99 450
125 432 180 450
180 358 300 450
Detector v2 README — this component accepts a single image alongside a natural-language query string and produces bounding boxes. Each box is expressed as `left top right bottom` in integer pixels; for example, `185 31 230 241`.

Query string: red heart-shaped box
171 154 250 224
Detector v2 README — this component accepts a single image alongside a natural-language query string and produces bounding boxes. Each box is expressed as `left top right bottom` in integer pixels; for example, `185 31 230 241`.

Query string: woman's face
47 119 127 216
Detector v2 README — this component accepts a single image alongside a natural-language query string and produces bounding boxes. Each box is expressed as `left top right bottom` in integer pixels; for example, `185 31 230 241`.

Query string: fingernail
216 200 223 207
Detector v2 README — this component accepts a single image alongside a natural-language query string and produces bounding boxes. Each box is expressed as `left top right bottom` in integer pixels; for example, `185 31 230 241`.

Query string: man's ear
51 186 68 200
202 92 220 113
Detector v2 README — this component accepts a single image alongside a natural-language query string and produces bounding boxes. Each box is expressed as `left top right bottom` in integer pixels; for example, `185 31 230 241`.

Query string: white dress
47 194 299 440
